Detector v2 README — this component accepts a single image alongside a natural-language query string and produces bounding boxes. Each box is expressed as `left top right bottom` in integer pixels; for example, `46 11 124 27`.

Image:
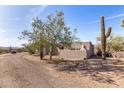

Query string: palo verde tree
31 18 48 59
19 18 48 59
22 43 36 54
19 11 78 60
19 30 36 54
46 11 78 60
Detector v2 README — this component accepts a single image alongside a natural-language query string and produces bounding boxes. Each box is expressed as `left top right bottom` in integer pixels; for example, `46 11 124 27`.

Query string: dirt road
0 53 55 88
0 53 91 88
0 53 123 88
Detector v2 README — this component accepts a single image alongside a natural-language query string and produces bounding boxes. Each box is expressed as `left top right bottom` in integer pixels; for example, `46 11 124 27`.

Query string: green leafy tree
19 18 48 59
31 18 48 59
19 31 35 54
46 11 78 60
19 11 78 60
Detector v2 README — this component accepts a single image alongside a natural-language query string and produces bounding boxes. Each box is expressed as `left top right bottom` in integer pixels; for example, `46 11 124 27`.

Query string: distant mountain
0 46 21 50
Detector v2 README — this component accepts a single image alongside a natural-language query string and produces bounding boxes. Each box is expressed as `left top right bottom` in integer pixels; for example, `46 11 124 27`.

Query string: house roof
71 41 93 49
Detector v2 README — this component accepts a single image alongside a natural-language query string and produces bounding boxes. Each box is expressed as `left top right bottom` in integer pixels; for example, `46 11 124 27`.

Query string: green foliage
15 48 27 53
45 11 78 60
22 43 37 54
107 36 124 52
19 11 78 60
96 35 124 57
0 49 9 54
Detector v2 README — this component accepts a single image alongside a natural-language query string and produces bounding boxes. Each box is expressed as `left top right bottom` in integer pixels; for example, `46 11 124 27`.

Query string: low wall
58 49 92 60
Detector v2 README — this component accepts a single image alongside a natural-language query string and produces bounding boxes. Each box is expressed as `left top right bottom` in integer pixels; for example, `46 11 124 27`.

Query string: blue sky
0 5 124 47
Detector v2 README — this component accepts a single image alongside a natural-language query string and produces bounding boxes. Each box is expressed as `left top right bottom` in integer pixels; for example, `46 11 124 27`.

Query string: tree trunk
49 46 53 60
102 52 106 60
40 50 43 60
50 51 52 60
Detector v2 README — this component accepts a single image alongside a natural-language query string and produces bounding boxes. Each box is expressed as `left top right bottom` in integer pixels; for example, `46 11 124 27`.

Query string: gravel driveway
0 53 122 88
0 53 54 88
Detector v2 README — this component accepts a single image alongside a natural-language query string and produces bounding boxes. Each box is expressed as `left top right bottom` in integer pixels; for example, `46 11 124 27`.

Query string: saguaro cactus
100 16 112 60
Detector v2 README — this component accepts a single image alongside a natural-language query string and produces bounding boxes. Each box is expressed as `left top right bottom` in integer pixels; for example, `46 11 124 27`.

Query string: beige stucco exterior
58 42 94 60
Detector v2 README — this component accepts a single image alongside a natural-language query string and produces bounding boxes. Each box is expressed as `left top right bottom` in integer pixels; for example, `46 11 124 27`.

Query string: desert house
58 42 94 60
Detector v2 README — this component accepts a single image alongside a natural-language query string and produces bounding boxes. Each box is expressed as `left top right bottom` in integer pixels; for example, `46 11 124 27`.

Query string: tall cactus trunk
100 16 112 60
101 16 106 60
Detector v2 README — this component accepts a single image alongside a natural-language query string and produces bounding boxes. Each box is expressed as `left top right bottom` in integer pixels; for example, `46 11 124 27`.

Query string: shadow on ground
46 58 124 86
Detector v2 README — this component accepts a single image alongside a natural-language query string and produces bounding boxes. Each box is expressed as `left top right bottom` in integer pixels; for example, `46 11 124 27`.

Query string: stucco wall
58 42 94 60
58 49 93 60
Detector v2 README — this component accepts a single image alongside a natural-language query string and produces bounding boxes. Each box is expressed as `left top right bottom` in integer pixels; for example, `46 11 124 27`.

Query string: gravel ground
23 54 124 88
0 53 124 88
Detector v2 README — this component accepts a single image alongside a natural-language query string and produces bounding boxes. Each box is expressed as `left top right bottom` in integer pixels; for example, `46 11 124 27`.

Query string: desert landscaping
0 52 124 87
0 5 124 88
26 54 124 88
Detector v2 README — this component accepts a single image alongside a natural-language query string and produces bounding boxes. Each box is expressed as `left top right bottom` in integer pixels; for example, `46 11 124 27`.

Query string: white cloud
0 28 26 47
0 17 21 22
113 30 124 36
0 28 18 34
88 20 99 24
0 38 28 47
106 13 124 20
89 13 124 24
0 28 7 34
7 17 21 21
26 5 47 19
0 6 48 47
26 5 48 30
0 30 6 33
0 38 12 47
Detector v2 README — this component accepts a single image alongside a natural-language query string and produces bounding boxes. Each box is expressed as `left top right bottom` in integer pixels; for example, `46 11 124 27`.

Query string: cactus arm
106 27 112 38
